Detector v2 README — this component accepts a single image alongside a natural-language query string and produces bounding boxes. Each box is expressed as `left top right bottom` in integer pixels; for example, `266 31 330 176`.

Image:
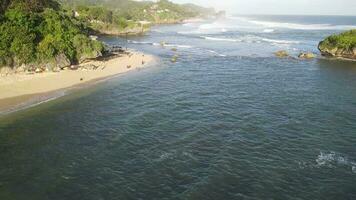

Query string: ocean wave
202 36 242 42
164 44 193 48
263 29 275 33
201 35 300 45
128 40 192 48
179 22 235 35
261 38 300 44
207 50 227 57
248 19 356 30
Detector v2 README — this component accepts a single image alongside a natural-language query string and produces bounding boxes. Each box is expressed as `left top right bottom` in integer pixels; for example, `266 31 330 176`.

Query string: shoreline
0 51 156 115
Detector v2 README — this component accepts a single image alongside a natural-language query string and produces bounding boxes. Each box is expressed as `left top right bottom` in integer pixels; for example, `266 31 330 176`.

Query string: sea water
1 15 356 199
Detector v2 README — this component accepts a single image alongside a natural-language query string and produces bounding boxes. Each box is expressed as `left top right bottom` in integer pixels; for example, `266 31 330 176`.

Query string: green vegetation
61 0 214 35
0 0 104 69
318 30 356 59
319 30 356 50
0 0 214 69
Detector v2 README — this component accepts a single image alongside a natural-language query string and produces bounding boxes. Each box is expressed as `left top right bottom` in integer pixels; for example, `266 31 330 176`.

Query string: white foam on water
201 35 300 45
207 50 227 57
129 40 192 48
246 19 356 30
261 38 300 44
315 151 356 173
263 29 275 33
202 36 242 42
164 44 193 48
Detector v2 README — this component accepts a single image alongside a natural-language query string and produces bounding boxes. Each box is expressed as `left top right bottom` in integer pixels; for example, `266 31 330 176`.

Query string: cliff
318 30 356 60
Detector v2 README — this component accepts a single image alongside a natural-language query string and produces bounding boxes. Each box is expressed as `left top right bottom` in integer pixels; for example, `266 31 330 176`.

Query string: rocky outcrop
274 50 289 58
298 52 316 59
318 43 356 60
318 30 356 61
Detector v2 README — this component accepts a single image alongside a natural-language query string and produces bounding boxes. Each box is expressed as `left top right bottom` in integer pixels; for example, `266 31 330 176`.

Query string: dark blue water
1 16 356 200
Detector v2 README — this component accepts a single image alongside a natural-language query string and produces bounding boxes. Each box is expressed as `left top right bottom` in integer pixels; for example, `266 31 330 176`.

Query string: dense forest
0 0 104 70
0 0 214 70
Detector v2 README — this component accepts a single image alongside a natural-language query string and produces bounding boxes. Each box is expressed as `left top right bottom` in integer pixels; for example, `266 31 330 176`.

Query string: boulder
70 65 79 70
0 67 14 76
55 54 71 70
171 55 178 63
78 51 103 63
298 52 316 59
274 50 289 58
35 68 44 73
81 64 99 70
15 64 26 73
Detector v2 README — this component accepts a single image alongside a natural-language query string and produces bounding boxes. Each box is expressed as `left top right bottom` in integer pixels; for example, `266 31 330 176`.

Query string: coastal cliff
318 30 356 60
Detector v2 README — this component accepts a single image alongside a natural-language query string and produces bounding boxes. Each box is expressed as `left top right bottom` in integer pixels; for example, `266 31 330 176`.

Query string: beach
0 51 155 114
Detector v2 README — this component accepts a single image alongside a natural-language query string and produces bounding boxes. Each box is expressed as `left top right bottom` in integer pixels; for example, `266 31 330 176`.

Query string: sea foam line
229 16 356 30
201 35 300 45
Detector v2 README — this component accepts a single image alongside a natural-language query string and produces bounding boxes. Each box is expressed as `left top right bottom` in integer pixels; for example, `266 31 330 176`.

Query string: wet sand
0 51 155 114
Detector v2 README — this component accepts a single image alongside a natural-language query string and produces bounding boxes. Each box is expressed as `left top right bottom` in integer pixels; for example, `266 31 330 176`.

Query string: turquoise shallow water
1 16 356 199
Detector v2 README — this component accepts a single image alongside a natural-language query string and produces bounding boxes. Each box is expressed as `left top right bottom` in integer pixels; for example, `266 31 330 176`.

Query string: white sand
0 52 155 100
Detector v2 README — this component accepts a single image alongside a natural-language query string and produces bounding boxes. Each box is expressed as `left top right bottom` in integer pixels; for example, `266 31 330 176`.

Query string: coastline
0 51 156 115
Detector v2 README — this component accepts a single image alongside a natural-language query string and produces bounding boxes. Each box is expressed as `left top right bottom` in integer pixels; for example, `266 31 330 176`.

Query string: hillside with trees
0 0 214 70
61 0 215 35
0 0 104 71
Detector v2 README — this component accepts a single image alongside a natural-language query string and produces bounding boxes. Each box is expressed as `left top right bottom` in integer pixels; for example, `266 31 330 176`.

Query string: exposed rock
318 44 356 60
70 65 79 70
81 64 99 70
15 64 26 73
298 52 316 59
55 54 71 70
0 67 14 76
171 55 179 63
171 48 177 52
35 68 44 73
78 51 103 63
52 67 61 72
318 30 356 61
274 50 289 58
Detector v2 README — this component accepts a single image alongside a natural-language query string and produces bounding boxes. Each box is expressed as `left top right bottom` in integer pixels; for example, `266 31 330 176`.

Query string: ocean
1 15 356 199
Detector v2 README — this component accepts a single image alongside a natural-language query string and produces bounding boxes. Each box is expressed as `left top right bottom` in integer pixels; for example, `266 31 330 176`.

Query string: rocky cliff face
318 43 356 60
318 30 356 60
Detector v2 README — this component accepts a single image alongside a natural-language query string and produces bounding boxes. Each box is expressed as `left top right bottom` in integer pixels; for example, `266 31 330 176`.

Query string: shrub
321 29 356 50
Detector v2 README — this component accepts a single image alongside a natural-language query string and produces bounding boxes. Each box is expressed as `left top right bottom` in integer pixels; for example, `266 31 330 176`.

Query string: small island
318 29 356 61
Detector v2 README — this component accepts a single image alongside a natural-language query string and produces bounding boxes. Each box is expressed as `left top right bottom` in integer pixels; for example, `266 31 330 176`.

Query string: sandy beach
0 51 155 114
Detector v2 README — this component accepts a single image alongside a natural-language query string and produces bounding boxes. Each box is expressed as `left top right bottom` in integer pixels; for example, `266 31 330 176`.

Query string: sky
172 0 356 15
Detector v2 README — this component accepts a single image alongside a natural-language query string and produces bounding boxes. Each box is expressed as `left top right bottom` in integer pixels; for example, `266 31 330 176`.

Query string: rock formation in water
298 52 316 59
318 30 356 60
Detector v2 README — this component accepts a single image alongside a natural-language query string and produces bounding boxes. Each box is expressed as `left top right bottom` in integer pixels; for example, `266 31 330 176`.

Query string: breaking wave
201 35 300 45
128 40 193 48
242 18 356 30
